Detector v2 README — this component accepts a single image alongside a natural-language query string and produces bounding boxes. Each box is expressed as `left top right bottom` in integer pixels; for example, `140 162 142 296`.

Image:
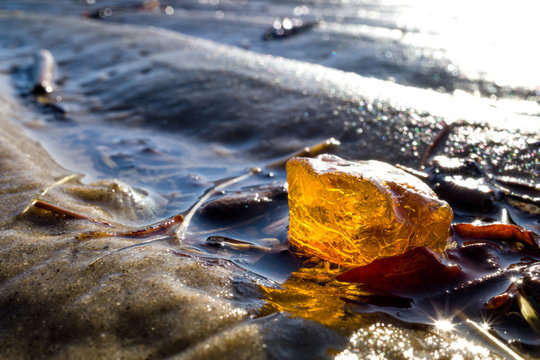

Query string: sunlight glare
434 319 454 332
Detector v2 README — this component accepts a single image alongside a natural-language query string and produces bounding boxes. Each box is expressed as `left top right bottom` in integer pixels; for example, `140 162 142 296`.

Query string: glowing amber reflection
258 267 370 330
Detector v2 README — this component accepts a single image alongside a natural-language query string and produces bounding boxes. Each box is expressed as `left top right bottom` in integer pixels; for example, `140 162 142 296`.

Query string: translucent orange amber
287 155 453 267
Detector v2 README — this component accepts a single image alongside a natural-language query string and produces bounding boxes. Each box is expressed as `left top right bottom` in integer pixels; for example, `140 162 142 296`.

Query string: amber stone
287 154 453 267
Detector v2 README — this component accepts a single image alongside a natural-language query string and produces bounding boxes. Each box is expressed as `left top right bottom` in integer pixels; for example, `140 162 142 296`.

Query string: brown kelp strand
204 235 285 253
32 199 113 227
265 137 341 169
20 173 82 215
78 214 183 239
452 223 539 250
419 121 452 168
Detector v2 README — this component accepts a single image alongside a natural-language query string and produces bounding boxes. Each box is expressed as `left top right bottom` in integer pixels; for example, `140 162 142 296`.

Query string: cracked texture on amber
287 155 453 267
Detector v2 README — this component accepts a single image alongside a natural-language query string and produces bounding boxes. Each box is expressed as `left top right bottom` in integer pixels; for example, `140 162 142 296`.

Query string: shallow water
0 1 539 359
